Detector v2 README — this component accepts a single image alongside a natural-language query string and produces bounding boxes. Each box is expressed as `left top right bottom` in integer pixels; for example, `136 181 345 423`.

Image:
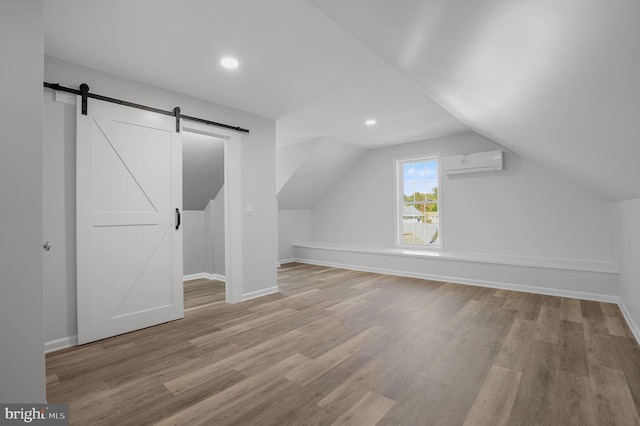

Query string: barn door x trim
43 82 250 134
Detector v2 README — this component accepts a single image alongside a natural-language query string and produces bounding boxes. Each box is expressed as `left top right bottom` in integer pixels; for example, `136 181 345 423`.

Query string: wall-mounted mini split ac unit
441 150 503 176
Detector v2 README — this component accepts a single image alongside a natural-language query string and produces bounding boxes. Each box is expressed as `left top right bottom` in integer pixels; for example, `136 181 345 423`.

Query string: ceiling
44 0 466 149
182 132 225 210
277 138 366 209
44 0 640 201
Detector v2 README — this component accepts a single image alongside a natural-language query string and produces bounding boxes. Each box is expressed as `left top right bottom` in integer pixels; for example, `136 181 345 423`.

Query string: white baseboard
618 300 640 346
293 257 619 304
45 335 77 353
279 258 296 265
184 273 211 281
183 273 226 282
242 286 279 302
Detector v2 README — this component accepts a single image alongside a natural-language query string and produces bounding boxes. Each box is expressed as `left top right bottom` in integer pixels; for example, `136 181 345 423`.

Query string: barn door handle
175 208 181 230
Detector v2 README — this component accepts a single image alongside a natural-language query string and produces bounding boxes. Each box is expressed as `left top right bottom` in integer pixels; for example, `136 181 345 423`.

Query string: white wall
312 132 613 262
183 211 206 276
184 188 225 278
43 77 77 347
200 187 226 277
211 187 226 276
277 138 366 210
277 138 319 192
0 0 46 402
203 198 214 275
614 198 640 340
279 210 313 261
43 56 277 345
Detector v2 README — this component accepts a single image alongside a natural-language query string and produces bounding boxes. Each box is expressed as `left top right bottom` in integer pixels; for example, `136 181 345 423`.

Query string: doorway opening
182 131 226 302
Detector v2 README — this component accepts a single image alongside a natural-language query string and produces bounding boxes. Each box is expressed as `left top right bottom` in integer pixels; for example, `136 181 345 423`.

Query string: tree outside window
398 157 439 247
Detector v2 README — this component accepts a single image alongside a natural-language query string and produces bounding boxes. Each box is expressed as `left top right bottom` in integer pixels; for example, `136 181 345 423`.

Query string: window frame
394 153 442 250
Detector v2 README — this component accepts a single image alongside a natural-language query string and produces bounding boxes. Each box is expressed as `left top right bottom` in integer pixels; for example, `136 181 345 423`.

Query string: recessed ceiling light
221 57 239 69
365 119 377 126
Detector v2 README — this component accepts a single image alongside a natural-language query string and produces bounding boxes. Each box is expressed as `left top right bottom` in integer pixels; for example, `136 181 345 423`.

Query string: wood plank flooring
46 263 640 425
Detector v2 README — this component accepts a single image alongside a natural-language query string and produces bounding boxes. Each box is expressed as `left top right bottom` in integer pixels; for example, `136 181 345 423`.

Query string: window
396 155 440 248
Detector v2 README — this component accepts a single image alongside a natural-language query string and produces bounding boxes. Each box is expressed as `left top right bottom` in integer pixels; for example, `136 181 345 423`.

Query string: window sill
292 242 618 274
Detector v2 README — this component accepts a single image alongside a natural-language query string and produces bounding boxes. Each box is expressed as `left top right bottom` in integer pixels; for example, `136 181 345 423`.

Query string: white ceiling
277 138 366 209
182 132 224 210
44 0 640 201
43 0 466 149
308 0 640 201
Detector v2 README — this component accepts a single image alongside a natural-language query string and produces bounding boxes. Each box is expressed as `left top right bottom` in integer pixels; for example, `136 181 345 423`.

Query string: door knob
43 242 52 251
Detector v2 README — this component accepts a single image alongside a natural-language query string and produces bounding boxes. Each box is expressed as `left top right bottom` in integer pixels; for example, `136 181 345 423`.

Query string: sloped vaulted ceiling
43 0 467 149
44 0 640 201
308 0 640 202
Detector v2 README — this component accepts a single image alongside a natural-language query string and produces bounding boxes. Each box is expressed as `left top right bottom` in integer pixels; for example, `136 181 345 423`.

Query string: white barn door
76 99 183 345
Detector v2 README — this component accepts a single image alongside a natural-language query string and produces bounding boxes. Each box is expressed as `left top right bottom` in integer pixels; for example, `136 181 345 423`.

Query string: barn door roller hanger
43 82 250 134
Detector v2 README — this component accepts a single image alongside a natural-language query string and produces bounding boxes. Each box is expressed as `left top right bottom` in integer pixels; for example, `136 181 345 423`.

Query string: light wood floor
46 263 640 425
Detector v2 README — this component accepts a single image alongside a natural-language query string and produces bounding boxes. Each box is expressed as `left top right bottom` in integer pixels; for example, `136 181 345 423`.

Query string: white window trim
394 153 442 250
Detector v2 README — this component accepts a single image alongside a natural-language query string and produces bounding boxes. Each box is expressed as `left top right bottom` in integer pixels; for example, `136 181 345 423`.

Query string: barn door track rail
43 82 250 134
